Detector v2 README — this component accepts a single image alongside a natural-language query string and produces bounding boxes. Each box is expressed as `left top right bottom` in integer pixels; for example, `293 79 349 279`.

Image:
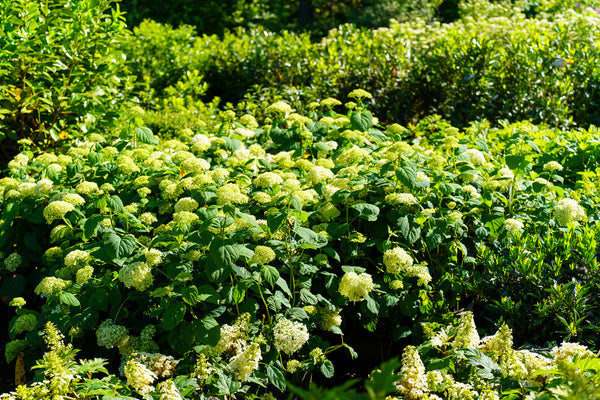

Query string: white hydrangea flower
383 247 413 274
555 198 585 226
385 192 418 206
119 262 153 291
228 342 262 381
306 166 334 186
338 272 373 301
96 319 128 349
504 218 524 234
43 201 75 224
64 250 91 268
254 172 283 188
452 312 480 350
464 148 486 165
124 360 157 395
273 318 309 355
396 345 428 399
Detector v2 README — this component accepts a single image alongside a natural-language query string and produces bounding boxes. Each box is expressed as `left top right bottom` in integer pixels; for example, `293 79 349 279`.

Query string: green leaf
350 110 373 132
104 233 136 260
426 231 443 250
107 195 124 213
396 160 418 189
182 285 199 305
83 215 105 241
365 357 401 398
59 292 80 307
89 288 109 311
505 154 525 171
331 189 351 204
267 211 287 233
294 226 327 249
299 288 318 304
261 265 280 287
364 294 379 315
463 349 502 379
367 128 389 142
162 302 186 331
352 203 380 221
266 365 287 391
320 360 335 378
134 126 158 144
168 321 194 354
193 317 221 346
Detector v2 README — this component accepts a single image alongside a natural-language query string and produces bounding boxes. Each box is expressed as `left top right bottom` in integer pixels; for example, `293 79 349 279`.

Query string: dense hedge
121 1 600 132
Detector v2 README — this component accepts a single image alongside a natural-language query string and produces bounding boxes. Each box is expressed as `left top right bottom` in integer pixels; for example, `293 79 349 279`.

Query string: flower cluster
119 262 153 291
385 192 418 206
555 198 585 226
158 379 182 400
124 360 157 395
503 218 524 234
64 250 91 268
383 247 414 274
273 318 310 355
464 148 486 165
452 312 480 349
43 201 75 224
34 277 70 297
214 313 251 355
251 245 276 265
4 252 21 272
96 319 129 349
228 342 262 381
338 272 374 301
396 345 428 399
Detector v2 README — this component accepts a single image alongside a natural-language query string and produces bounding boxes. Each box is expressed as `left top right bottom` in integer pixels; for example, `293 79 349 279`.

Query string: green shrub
0 0 130 161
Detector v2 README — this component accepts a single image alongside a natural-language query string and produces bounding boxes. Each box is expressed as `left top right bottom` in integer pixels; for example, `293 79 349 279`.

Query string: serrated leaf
266 365 286 391
134 126 157 144
59 292 80 307
182 285 199 305
83 215 105 241
320 360 335 378
350 110 373 132
299 288 317 304
261 265 280 287
107 195 124 213
267 211 287 233
396 160 418 189
104 233 136 260
352 203 380 221
162 302 186 331
294 226 327 249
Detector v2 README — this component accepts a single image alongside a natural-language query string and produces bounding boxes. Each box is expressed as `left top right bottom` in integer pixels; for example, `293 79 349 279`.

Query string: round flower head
96 319 128 349
75 266 94 284
385 193 418 206
555 198 585 226
348 89 372 100
383 247 414 275
543 161 563 172
251 246 276 265
551 342 595 363
504 218 524 234
144 248 163 267
174 197 199 213
254 172 283 188
306 166 334 186
273 318 309 355
216 183 249 205
62 193 86 206
461 185 480 198
266 101 292 115
338 272 373 301
75 181 99 196
9 297 26 307
4 252 21 272
396 346 428 399
43 201 75 224
464 148 486 165
64 250 91 268
34 276 70 297
11 314 37 335
119 262 153 291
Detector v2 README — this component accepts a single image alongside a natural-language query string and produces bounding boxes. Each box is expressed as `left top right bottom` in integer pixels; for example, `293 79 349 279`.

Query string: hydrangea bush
1 89 600 397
